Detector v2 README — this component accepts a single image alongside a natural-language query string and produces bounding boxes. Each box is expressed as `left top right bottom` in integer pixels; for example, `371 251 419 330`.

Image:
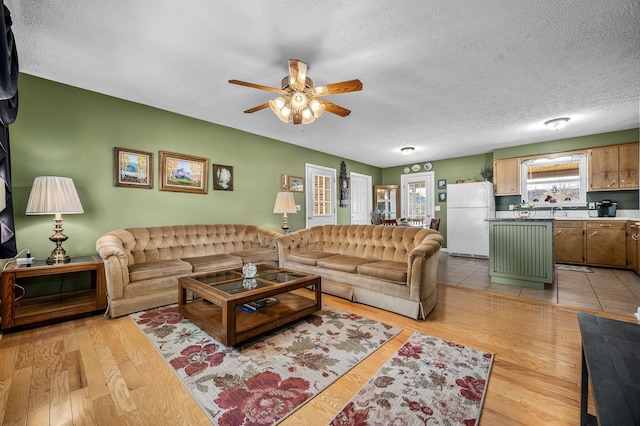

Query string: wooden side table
1 255 106 329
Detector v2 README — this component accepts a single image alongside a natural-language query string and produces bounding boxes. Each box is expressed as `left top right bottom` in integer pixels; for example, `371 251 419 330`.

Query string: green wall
9 74 380 259
6 74 638 259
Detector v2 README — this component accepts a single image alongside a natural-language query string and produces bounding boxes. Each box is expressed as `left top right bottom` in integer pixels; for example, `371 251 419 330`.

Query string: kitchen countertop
553 217 639 221
494 211 640 221
486 217 554 221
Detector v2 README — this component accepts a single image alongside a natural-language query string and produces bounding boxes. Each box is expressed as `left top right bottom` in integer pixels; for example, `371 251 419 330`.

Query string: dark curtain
0 2 18 258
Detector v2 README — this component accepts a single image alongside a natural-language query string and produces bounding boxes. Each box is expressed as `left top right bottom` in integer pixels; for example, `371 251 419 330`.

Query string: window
406 181 426 219
520 154 587 206
313 174 332 215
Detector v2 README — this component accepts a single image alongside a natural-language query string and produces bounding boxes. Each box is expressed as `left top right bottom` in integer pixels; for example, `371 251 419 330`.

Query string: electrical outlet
588 202 595 209
295 204 301 211
509 204 514 211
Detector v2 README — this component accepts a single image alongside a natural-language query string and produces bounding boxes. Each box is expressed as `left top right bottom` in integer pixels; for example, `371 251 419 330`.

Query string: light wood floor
0 285 636 425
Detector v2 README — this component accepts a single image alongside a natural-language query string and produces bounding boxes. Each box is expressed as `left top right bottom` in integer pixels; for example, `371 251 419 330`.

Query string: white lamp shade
26 176 84 215
273 192 297 214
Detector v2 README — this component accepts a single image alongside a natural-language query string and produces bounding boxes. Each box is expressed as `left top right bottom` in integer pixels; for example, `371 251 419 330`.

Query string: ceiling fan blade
316 98 351 117
313 79 363 96
288 59 308 90
229 79 284 93
243 103 270 114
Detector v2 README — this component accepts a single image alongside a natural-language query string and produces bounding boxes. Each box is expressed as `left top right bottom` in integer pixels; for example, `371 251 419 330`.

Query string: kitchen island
487 218 555 289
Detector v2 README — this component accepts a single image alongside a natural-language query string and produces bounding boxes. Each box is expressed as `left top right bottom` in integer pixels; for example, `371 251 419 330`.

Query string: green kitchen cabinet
488 219 555 289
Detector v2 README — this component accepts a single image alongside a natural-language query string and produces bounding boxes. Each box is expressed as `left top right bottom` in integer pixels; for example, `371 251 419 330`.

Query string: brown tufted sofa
96 224 280 317
277 224 443 319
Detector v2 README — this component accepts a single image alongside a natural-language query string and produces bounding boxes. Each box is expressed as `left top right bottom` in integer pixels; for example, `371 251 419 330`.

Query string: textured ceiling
5 0 640 167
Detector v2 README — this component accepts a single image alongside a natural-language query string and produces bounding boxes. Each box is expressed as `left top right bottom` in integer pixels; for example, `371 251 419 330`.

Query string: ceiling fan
229 59 363 124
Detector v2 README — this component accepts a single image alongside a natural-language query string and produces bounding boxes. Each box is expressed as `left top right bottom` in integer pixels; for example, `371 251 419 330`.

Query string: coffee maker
596 200 617 217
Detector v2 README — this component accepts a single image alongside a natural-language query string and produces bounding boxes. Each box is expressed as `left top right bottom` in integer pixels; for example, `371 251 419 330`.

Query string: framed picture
438 192 447 202
114 147 153 189
213 164 233 191
437 179 447 189
289 176 304 192
159 150 208 194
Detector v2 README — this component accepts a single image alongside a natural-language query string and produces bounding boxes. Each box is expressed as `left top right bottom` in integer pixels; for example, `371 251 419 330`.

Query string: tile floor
437 253 640 317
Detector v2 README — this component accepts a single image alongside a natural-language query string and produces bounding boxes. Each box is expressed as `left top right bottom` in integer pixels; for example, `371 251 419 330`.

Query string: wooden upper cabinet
619 143 639 189
493 157 520 196
589 142 639 191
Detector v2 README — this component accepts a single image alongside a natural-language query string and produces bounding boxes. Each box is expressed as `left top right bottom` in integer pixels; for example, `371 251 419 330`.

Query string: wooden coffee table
178 264 321 346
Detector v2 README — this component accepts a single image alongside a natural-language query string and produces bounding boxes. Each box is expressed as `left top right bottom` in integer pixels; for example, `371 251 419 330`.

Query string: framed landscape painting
114 147 153 189
159 150 209 194
213 164 233 191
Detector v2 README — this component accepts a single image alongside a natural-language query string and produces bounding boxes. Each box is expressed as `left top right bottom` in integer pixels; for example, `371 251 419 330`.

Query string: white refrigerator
446 182 495 258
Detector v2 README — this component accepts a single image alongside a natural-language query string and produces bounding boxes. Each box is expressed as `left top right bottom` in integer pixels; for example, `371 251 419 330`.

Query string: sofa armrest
407 233 443 301
276 229 313 266
256 228 283 249
96 234 131 301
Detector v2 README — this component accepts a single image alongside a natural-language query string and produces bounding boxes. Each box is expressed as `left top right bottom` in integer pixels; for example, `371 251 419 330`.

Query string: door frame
305 163 337 228
400 171 435 221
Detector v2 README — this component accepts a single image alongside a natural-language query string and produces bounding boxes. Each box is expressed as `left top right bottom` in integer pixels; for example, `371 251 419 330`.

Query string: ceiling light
269 89 325 124
544 117 570 131
401 147 415 156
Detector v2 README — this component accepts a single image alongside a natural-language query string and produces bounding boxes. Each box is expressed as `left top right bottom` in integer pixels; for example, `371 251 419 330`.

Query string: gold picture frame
289 176 304 192
159 150 209 194
114 147 153 189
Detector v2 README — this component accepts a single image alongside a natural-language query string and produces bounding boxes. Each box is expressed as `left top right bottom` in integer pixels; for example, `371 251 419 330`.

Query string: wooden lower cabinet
553 221 584 264
628 222 638 272
585 221 627 267
554 220 635 269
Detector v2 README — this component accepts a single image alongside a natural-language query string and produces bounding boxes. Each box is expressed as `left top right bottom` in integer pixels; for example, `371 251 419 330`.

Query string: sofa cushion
316 255 374 273
287 251 338 266
182 254 243 273
357 260 407 283
129 259 193 282
231 248 278 264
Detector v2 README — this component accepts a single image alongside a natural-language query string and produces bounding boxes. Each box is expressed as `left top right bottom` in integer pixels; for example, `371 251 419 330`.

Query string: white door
350 172 372 224
400 172 435 224
306 164 337 228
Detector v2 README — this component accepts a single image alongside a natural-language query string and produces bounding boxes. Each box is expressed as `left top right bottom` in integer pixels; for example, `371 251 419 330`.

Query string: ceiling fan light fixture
230 59 362 125
401 147 415 156
309 99 325 117
301 108 315 124
269 97 286 114
278 105 292 122
544 117 570 131
290 92 308 110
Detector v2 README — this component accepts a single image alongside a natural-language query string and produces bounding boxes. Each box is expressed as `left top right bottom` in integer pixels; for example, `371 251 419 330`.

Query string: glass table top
191 265 310 296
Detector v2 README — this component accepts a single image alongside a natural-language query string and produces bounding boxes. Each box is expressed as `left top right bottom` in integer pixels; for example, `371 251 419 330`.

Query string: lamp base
47 218 71 264
46 250 71 265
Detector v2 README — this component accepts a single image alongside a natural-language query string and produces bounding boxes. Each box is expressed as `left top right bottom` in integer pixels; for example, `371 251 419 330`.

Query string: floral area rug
130 305 401 425
329 331 494 426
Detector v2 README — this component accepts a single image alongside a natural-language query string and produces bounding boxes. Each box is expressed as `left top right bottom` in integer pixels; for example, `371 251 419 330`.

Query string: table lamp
273 192 296 233
25 176 84 264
